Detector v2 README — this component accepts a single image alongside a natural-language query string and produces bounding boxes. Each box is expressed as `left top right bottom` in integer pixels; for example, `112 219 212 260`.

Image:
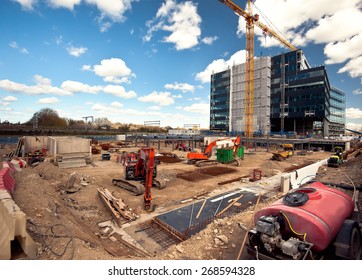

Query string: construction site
0 133 361 261
0 0 361 264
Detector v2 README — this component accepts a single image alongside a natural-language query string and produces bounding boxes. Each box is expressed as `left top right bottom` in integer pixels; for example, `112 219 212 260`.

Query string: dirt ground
2 140 361 260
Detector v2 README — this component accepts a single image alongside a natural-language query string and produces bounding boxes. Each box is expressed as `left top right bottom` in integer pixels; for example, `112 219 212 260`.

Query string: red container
255 182 354 252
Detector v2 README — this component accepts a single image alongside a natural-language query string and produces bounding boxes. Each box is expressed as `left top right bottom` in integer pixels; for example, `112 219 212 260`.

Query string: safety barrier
0 167 15 194
0 162 36 259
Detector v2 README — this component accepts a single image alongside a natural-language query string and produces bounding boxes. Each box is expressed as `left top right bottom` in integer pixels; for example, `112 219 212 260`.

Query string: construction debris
97 188 139 226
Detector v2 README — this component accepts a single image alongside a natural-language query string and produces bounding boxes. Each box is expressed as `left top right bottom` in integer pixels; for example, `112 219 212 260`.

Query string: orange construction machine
113 148 165 210
187 136 241 167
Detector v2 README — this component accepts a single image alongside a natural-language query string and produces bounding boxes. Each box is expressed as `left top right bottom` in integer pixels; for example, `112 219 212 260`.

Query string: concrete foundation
156 189 260 238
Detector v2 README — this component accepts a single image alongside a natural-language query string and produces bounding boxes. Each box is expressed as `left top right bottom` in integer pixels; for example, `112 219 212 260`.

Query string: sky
0 0 361 131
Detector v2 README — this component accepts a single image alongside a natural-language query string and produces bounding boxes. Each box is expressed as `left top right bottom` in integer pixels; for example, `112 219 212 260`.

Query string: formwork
138 189 261 250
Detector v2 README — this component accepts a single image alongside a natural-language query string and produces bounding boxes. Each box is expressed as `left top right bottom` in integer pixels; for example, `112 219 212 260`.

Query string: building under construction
210 49 346 137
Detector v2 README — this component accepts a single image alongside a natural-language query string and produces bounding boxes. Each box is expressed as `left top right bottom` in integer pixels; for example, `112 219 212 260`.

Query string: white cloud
164 82 195 93
346 122 362 131
149 106 161 110
172 94 182 98
36 97 59 104
156 0 175 18
144 0 202 50
0 75 71 96
0 75 137 99
111 101 123 108
183 103 209 115
85 0 133 21
90 103 162 118
66 45 88 57
138 91 174 106
13 0 37 10
195 50 247 83
103 85 137 99
346 108 362 119
82 65 91 71
61 80 101 94
232 0 362 78
201 36 218 45
85 0 136 32
353 89 362 95
324 34 362 64
3 96 18 102
305 7 362 44
338 56 362 78
48 0 81 10
84 58 135 84
236 0 360 46
9 41 29 54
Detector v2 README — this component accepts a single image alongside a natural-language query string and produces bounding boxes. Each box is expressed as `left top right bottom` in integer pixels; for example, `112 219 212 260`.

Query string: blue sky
0 0 361 130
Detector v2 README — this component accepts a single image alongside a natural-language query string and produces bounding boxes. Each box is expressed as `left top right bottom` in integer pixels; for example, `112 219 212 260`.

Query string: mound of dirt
156 153 184 163
12 162 134 260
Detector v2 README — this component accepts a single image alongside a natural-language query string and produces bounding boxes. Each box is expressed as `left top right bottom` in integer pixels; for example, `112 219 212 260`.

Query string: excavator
187 136 242 167
112 147 166 202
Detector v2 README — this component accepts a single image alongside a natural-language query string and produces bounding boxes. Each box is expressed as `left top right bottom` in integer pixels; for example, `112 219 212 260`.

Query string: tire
350 227 362 260
334 220 362 259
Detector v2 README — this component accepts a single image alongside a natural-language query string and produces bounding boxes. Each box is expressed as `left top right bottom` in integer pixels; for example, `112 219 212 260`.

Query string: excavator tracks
112 179 145 196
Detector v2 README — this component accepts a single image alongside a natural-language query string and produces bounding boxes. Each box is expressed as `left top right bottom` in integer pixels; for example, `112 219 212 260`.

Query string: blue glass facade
210 50 346 136
210 69 230 131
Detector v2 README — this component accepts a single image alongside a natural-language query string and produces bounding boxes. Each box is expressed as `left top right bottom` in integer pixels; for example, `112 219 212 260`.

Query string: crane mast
218 0 297 138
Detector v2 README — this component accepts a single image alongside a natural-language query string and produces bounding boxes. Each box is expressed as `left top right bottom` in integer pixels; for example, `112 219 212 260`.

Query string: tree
94 117 111 127
27 108 67 128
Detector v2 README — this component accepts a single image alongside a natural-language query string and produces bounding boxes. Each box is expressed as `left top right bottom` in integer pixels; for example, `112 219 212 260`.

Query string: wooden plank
237 194 262 260
216 194 244 217
195 199 207 220
97 188 122 226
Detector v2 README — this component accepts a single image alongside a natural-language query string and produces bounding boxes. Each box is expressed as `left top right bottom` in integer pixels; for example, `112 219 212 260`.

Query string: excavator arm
141 147 155 211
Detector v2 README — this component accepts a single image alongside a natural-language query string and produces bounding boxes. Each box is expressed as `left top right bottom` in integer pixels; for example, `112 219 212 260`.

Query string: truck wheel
350 227 361 260
334 219 362 259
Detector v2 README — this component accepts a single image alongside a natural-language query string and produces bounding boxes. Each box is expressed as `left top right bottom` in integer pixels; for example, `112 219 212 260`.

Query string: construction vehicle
246 182 362 260
175 141 191 152
187 137 239 167
271 143 293 161
112 148 166 197
187 136 241 167
219 0 297 139
327 146 344 167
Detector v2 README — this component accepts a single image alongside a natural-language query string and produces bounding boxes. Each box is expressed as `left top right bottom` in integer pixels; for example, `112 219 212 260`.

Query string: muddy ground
2 141 361 260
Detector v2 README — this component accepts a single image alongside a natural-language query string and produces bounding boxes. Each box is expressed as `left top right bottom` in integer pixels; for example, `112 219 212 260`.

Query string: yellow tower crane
218 0 297 139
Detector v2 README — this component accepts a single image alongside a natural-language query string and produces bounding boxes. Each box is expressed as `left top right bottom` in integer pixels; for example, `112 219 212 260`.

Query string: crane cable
253 2 289 43
280 210 307 241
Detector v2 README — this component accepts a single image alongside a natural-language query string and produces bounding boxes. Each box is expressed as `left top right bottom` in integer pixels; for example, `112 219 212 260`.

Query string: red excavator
112 148 165 210
187 136 242 167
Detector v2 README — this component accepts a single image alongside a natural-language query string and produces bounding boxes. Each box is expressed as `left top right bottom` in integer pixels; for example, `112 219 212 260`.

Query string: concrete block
0 190 37 259
280 174 291 194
